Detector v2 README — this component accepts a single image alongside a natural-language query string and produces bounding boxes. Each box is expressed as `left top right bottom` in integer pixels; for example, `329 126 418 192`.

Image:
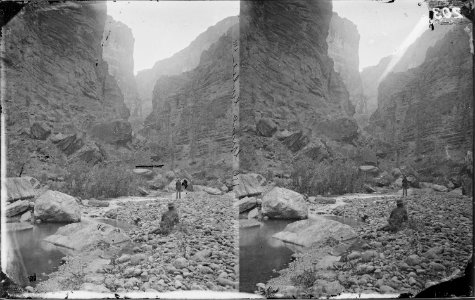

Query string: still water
239 219 294 293
5 218 135 287
239 215 362 293
6 223 65 286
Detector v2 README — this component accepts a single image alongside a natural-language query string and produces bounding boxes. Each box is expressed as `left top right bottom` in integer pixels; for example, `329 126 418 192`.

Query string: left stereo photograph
1 0 240 296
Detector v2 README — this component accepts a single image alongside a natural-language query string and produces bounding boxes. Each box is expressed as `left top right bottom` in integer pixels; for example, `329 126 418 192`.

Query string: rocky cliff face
239 0 357 175
368 24 473 176
141 25 238 183
135 16 238 118
360 56 392 120
2 2 131 178
327 12 367 127
361 26 453 123
103 16 142 129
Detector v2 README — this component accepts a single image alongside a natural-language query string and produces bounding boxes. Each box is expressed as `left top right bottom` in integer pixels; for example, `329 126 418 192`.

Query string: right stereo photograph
237 0 474 298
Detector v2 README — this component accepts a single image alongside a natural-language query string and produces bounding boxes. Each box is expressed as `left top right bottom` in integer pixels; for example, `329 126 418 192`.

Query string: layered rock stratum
327 12 367 127
135 16 238 118
368 24 473 176
2 2 131 178
361 26 453 125
239 0 358 176
141 24 239 183
103 16 142 129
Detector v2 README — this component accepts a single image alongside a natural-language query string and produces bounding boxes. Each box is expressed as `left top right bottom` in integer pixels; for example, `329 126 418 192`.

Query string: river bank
263 191 473 298
31 191 238 293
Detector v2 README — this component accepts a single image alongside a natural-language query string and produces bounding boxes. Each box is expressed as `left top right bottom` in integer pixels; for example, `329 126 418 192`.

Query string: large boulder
71 141 106 165
133 168 155 179
30 122 51 140
234 173 263 198
43 219 130 252
194 185 222 195
262 187 308 219
234 197 257 213
278 130 310 152
273 216 357 247
148 174 168 190
34 190 81 223
5 177 38 202
420 182 448 192
359 165 380 174
6 200 30 217
51 133 85 155
90 120 132 146
256 118 277 137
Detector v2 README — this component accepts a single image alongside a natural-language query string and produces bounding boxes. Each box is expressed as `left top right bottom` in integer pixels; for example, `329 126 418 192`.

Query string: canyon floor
265 191 473 298
32 191 239 294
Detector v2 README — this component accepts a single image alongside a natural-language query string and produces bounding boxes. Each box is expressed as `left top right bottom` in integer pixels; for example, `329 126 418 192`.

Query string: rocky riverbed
264 191 473 298
33 191 239 293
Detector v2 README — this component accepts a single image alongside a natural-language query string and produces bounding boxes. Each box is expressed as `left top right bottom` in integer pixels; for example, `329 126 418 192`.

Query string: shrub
61 161 142 199
290 269 317 289
290 157 365 196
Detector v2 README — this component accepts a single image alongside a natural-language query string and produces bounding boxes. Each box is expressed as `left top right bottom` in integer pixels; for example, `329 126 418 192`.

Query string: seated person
379 199 408 232
151 203 179 235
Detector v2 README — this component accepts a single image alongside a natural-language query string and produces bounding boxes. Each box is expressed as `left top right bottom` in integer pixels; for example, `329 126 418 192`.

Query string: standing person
402 174 409 197
175 178 182 200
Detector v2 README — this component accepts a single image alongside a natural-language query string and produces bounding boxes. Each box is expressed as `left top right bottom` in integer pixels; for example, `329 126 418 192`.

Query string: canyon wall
2 2 131 179
141 25 239 183
103 16 142 129
239 0 358 176
361 26 452 124
327 12 367 127
135 16 238 118
368 24 473 177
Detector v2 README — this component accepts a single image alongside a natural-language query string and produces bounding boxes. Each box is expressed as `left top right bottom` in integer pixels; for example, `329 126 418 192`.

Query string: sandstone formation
103 16 142 128
368 24 473 178
360 56 392 121
262 187 308 220
361 26 452 126
327 12 367 127
2 2 131 178
34 190 81 222
135 16 238 117
239 0 358 175
141 25 238 182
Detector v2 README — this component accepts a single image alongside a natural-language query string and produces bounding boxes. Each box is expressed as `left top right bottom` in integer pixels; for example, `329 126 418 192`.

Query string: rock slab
273 216 357 247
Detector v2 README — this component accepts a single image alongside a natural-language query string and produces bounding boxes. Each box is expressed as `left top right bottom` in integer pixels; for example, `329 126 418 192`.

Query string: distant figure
182 179 188 191
175 178 182 200
159 202 180 235
379 199 408 232
402 174 409 197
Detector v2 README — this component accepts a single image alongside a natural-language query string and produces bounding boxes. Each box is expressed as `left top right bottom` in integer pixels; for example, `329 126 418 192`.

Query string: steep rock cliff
141 25 238 182
360 56 392 120
103 16 142 128
239 0 357 175
368 24 473 177
361 26 452 122
2 2 131 178
327 12 367 127
135 16 238 118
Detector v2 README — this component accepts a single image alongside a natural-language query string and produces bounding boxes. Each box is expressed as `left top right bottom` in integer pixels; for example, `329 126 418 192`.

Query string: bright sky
106 1 239 74
333 0 428 71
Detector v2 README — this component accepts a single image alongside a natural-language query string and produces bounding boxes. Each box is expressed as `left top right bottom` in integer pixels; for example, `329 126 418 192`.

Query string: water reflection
5 223 65 286
239 219 294 293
